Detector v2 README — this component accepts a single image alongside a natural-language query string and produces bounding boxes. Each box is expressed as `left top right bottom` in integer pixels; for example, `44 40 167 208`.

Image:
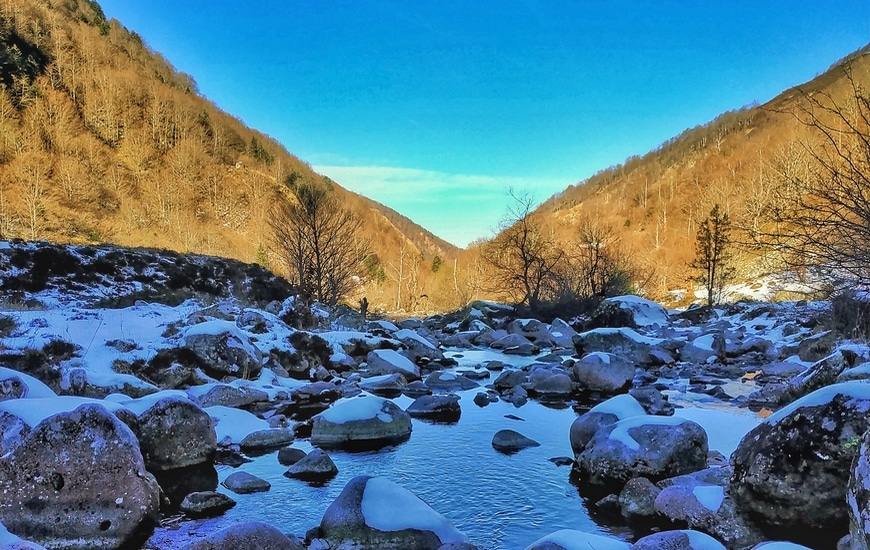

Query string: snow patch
589 394 646 420
693 485 725 512
0 366 56 398
206 405 270 445
608 415 694 451
0 396 132 427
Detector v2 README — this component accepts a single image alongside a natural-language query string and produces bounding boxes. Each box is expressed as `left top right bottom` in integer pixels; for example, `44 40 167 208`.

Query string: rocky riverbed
2 241 870 550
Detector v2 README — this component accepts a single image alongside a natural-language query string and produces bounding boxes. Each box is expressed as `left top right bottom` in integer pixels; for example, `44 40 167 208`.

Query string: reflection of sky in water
148 349 762 549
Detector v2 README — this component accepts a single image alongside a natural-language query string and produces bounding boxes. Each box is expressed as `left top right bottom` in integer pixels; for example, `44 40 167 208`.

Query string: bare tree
757 68 870 289
482 190 564 310
270 173 369 305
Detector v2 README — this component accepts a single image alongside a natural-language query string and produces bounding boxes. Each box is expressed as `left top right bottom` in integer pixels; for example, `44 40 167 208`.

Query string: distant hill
0 0 458 311
526 43 870 301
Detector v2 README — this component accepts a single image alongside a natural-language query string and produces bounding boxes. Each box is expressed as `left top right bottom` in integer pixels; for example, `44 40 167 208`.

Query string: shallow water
147 349 762 549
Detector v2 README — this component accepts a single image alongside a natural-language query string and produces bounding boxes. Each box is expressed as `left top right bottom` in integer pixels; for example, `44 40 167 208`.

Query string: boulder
0 404 160 549
491 429 540 454
730 381 870 533
360 373 407 397
424 371 479 392
283 448 338 482
493 369 527 392
395 329 445 363
182 521 304 550
181 321 263 379
575 416 708 491
187 383 269 408
525 530 629 550
122 392 217 471
630 530 726 550
573 352 635 394
240 428 295 451
618 477 661 522
490 333 539 356
407 394 462 422
179 491 236 518
525 366 573 399
311 396 412 450
573 328 667 365
366 350 421 381
277 446 307 466
221 471 271 494
319 476 468 549
570 394 647 455
548 318 579 349
849 428 870 550
506 319 555 346
599 296 670 328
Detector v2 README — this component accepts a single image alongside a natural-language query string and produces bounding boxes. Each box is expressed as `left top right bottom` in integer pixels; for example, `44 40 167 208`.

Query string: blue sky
98 1 870 247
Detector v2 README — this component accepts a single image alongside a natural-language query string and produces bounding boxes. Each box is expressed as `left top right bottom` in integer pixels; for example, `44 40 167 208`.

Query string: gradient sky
97 1 870 248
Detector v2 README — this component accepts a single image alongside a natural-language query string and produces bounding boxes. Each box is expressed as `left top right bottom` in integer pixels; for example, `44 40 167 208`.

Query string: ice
360 477 467 544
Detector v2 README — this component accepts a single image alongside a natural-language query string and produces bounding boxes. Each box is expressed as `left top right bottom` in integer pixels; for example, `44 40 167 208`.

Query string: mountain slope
0 0 458 309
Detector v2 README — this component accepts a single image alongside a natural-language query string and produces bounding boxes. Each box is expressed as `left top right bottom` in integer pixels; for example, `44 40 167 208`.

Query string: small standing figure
359 297 369 320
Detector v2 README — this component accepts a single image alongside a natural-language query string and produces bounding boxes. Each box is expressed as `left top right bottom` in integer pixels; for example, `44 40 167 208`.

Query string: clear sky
97 1 870 248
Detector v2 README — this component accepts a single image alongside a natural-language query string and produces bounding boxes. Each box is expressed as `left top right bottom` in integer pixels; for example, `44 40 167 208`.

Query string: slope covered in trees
0 0 458 311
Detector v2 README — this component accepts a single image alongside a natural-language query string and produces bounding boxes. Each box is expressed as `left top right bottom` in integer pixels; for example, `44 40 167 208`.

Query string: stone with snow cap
181 320 263 379
731 381 870 533
573 327 669 365
572 351 635 394
630 530 726 550
311 396 412 449
182 521 303 550
319 475 468 550
601 295 670 328
395 328 445 363
366 349 421 381
0 367 56 401
849 426 870 550
575 415 708 490
0 404 161 549
524 529 629 550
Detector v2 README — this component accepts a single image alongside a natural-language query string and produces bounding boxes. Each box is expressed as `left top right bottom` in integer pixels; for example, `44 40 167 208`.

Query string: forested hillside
0 0 460 312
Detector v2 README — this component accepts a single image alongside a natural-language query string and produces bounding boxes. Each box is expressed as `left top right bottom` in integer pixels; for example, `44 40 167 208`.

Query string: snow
752 543 814 550
206 405 270 445
692 334 716 351
368 349 418 376
395 328 437 350
588 394 646 420
360 477 467 544
608 415 696 451
0 366 56 398
370 320 400 332
110 390 192 415
692 485 725 512
0 396 131 427
181 320 259 360
0 522 26 546
524 529 629 550
605 295 669 327
764 381 870 425
319 330 396 356
583 351 612 364
684 530 727 550
317 396 394 424
578 327 664 346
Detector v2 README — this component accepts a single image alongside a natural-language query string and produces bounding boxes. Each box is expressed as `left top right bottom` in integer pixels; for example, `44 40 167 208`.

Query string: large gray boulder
570 394 647 455
849 428 870 550
395 329 445 364
181 321 263 379
731 381 870 533
407 394 462 423
311 396 412 449
630 530 726 550
575 416 708 491
0 404 161 549
366 350 421 381
573 352 635 394
121 392 217 471
573 328 668 365
182 521 303 550
525 530 629 550
319 476 468 549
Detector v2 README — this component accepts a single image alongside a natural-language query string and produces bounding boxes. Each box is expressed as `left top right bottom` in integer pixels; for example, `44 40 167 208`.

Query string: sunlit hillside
0 0 459 312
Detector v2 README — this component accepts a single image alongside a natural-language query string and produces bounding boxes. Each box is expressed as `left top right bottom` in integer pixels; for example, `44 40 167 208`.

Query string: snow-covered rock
181 320 263 379
731 381 870 532
489 333 539 356
366 349 421 381
0 367 56 400
319 475 468 549
183 521 304 550
573 352 635 394
360 373 408 397
0 404 161 549
525 529 628 550
570 394 647 455
424 371 479 392
406 394 461 422
573 328 668 365
602 295 670 328
207 405 271 446
311 396 412 449
631 530 726 550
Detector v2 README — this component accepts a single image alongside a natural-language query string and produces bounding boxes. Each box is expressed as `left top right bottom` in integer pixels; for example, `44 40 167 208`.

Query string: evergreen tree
690 204 736 305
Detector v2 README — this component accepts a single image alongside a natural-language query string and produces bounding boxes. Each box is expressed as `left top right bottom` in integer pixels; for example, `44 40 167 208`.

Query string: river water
147 349 763 549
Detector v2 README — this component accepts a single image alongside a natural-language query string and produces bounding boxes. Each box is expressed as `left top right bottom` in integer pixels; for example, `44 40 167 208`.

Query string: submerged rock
221 471 271 494
491 429 540 454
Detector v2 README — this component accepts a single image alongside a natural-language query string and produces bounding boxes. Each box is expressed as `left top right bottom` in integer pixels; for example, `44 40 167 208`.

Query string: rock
618 477 661 522
395 328 445 364
403 380 433 398
525 529 629 550
0 523 47 550
575 416 708 491
493 369 527 392
570 394 647 455
182 521 304 550
407 394 462 422
731 381 870 533
573 328 667 366
600 296 670 328
283 448 338 482
781 352 851 404
849 428 870 550
181 321 262 379
0 404 161 549
473 392 492 407
491 333 539 356
630 530 726 550
629 387 675 416
123 392 217 471
796 330 838 362
573 352 635 394
548 318 579 349
221 471 271 494
320 476 468 549
424 371 479 392
506 318 555 346
277 446 307 466
188 383 269 408
0 367 56 400
179 491 236 518
311 396 412 450
366 349 421 381
240 428 295 451
360 373 407 397
525 366 573 399
491 429 540 453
